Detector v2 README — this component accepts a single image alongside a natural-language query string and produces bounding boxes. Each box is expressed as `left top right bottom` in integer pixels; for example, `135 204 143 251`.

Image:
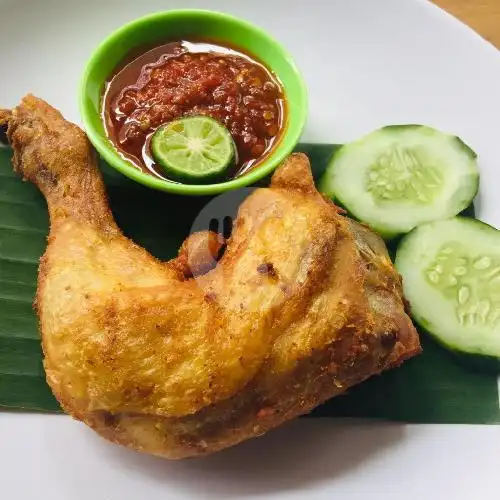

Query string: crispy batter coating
4 96 420 458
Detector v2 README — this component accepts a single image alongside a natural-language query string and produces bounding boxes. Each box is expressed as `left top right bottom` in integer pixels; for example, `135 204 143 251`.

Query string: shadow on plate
92 418 405 497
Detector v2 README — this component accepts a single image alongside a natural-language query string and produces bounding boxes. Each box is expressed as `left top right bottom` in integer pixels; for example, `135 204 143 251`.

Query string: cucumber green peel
151 116 235 183
319 125 479 239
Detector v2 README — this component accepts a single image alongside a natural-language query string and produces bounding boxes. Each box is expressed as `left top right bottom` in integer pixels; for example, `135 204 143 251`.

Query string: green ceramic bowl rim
79 9 308 196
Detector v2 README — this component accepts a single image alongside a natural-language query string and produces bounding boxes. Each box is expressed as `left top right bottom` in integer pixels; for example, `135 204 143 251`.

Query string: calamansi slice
151 116 236 183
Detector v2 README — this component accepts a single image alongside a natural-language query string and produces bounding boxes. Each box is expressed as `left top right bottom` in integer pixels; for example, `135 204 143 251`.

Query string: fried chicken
3 95 420 458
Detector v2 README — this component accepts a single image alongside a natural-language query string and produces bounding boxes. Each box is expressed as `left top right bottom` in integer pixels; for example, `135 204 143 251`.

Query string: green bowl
79 9 308 195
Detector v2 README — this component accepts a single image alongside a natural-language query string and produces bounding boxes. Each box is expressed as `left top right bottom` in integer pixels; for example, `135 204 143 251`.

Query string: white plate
1 0 500 498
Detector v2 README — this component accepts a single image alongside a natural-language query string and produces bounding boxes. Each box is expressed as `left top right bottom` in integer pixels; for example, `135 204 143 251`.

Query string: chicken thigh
1 95 420 458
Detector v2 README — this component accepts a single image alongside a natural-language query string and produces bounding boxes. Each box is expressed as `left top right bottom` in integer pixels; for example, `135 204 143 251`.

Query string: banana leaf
0 143 499 423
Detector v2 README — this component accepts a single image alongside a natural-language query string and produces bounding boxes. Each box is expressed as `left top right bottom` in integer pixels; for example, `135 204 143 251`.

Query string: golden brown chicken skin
2 95 420 459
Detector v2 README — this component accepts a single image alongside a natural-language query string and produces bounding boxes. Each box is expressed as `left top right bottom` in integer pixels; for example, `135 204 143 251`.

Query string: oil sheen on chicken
0 96 420 458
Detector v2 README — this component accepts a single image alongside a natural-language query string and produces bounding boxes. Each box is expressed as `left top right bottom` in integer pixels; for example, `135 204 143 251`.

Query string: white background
1 0 500 498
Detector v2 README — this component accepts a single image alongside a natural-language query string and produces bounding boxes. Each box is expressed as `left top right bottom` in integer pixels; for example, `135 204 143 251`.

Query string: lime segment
151 116 235 183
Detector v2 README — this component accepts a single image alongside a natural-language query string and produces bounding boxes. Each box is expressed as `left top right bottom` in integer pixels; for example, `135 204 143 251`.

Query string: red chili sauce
103 41 286 181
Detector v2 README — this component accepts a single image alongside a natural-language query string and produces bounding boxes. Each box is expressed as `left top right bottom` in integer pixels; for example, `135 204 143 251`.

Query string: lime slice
151 116 236 183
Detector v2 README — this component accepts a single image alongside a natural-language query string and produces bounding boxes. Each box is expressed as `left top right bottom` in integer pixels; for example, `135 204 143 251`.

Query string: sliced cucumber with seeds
151 116 236 183
318 125 479 239
396 217 500 372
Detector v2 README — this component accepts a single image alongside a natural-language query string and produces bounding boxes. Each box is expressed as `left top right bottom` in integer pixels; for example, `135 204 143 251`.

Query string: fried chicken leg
3 95 420 458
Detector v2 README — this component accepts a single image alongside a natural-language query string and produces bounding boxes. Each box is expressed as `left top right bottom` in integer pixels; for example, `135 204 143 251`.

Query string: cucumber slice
318 125 479 239
396 217 500 371
151 116 235 183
